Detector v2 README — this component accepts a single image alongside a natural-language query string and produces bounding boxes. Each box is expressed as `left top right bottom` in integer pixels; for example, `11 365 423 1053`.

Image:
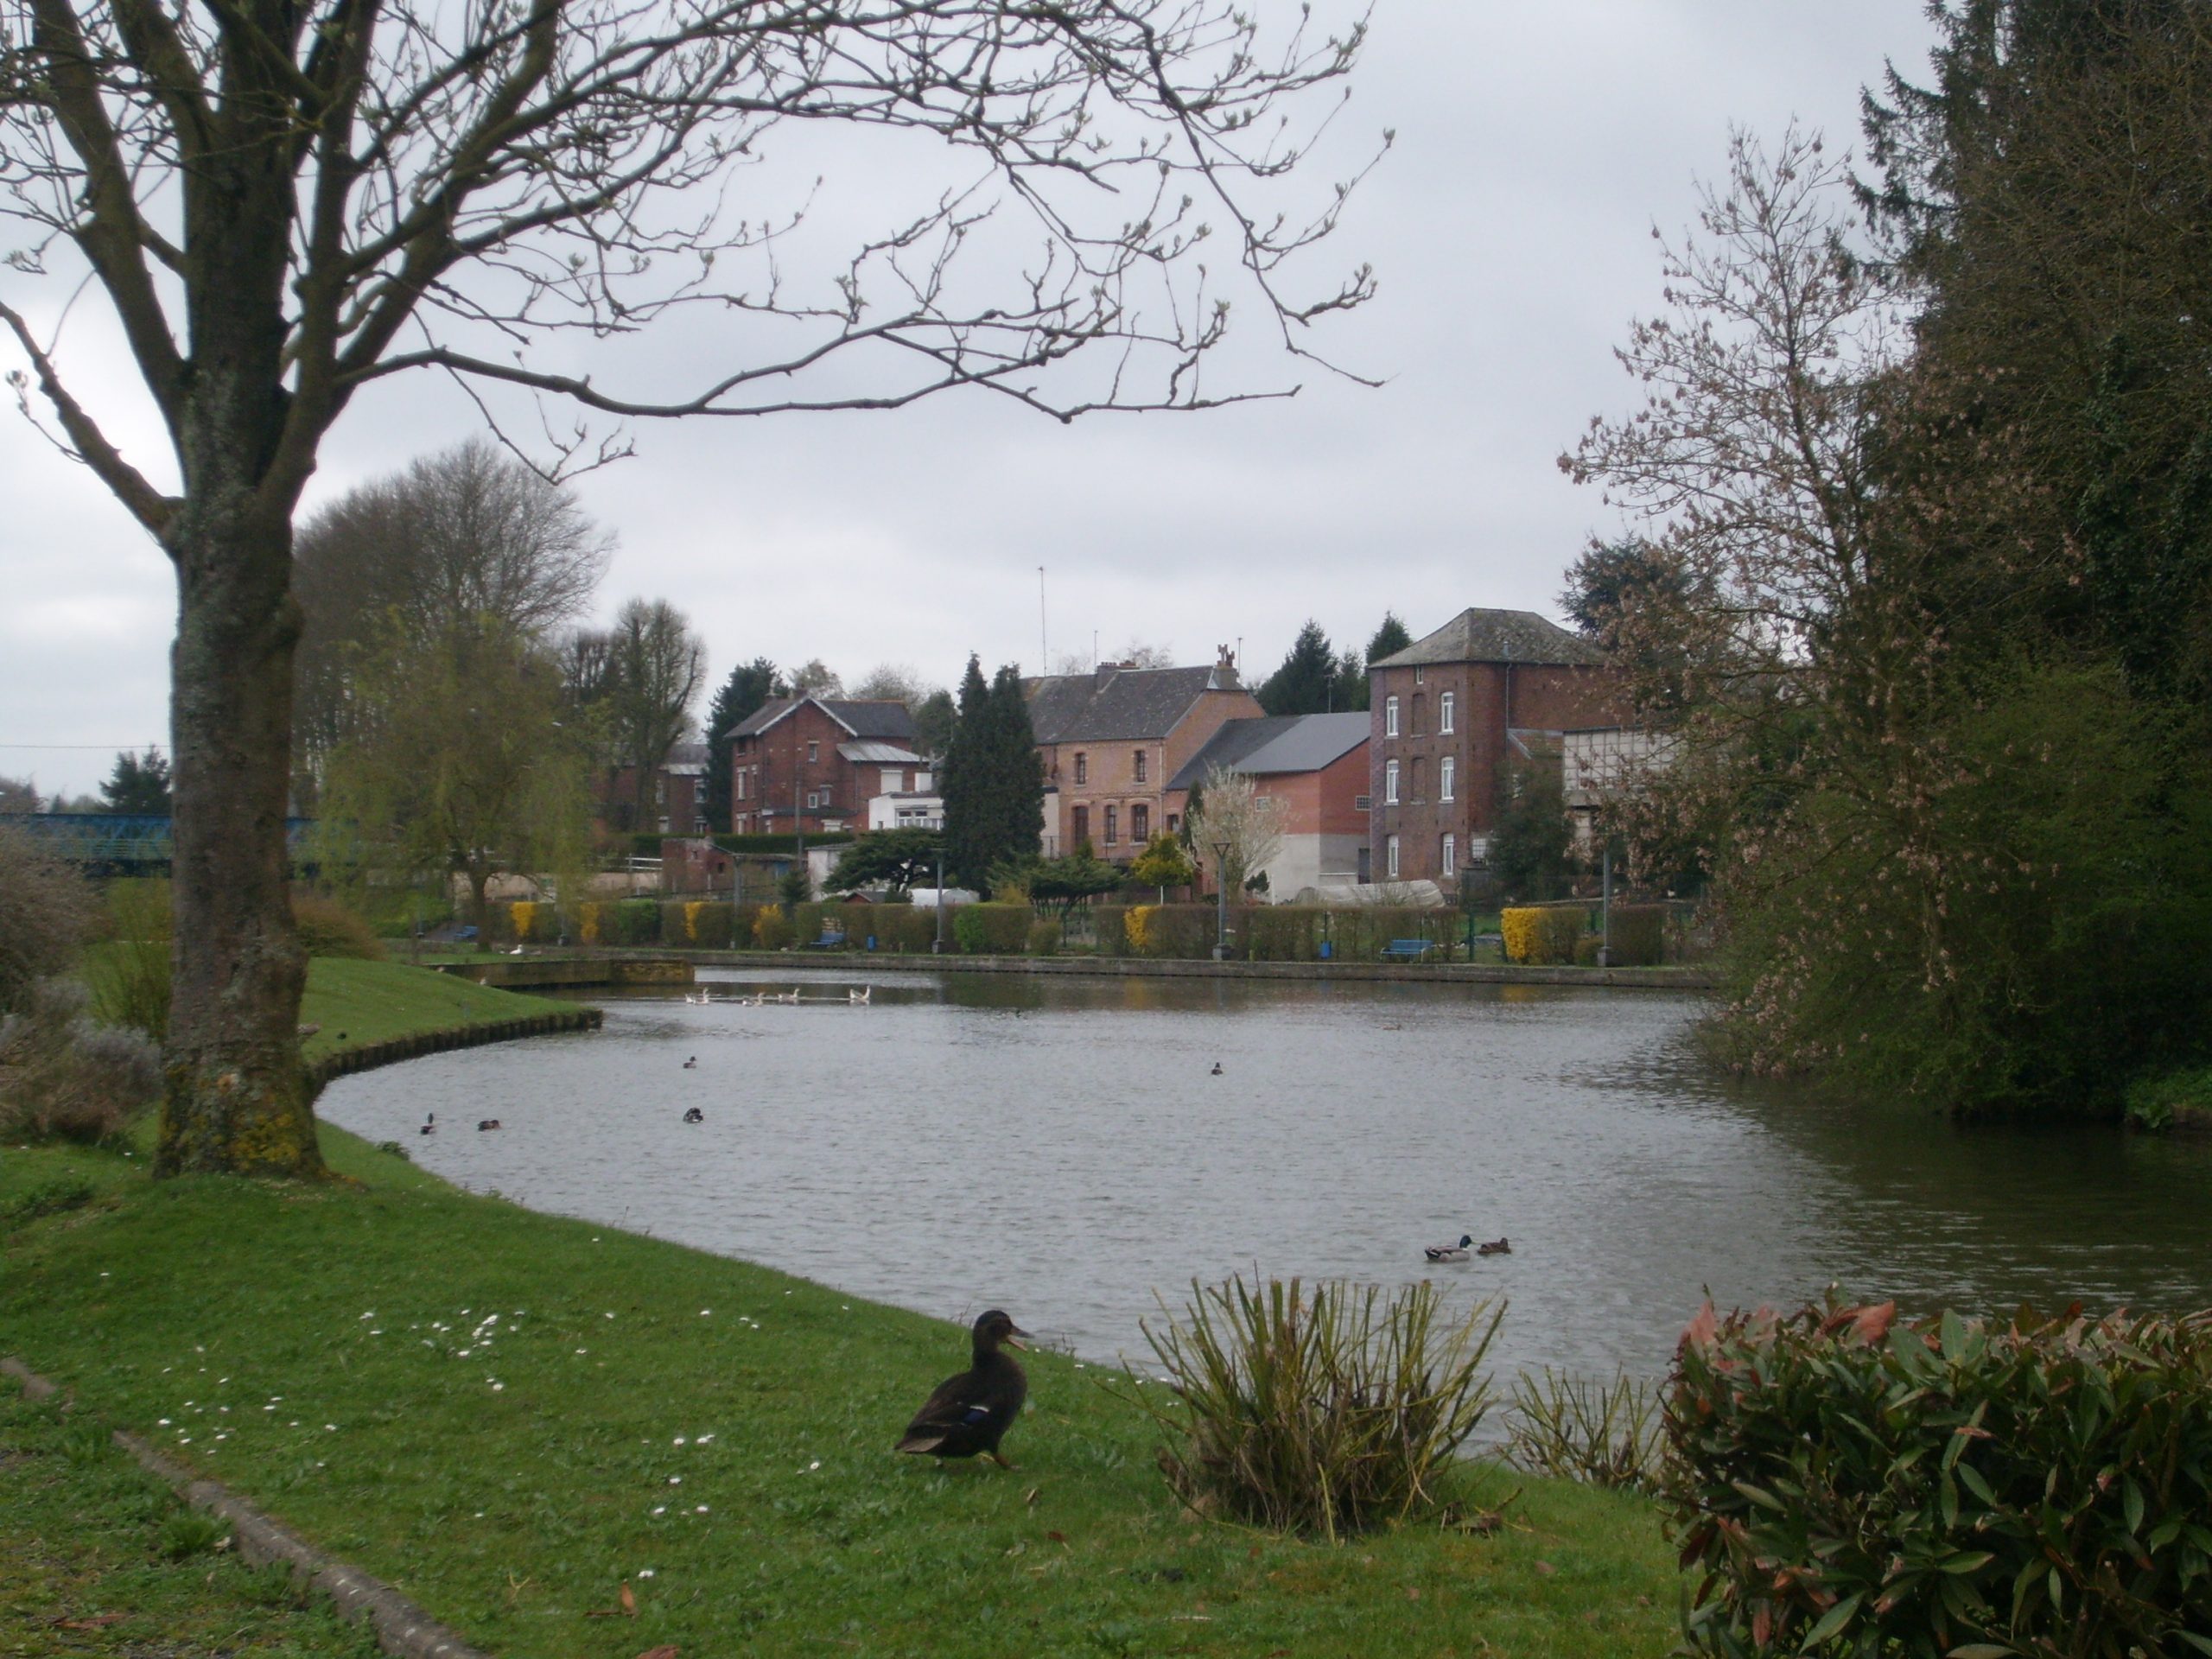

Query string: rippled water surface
319 969 2212 1379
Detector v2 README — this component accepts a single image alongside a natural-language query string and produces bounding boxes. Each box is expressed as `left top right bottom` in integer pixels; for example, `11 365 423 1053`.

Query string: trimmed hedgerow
1605 904 1665 966
1027 918 1062 956
1662 1294 2212 1657
607 898 660 946
951 903 1031 955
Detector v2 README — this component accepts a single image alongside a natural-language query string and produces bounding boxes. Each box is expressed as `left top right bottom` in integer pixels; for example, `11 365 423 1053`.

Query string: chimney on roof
1208 643 1240 690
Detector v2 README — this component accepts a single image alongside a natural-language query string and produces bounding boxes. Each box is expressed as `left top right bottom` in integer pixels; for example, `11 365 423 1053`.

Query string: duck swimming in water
477 1118 501 1132
1210 1062 1224 1076
1477 1237 1511 1256
418 1113 435 1136
682 1107 704 1124
683 1055 697 1069
896 1310 1030 1470
1425 1234 1473 1263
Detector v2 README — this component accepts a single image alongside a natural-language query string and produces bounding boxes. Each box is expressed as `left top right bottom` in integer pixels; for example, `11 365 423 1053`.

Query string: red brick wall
1041 685 1262 855
730 704 877 835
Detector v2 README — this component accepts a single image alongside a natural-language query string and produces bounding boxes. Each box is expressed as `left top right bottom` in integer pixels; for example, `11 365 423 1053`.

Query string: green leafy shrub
1662 1294 2212 1657
1507 1368 1661 1491
1604 903 1666 966
291 891 384 959
951 903 1030 954
2125 1065 2212 1132
868 906 941 952
85 877 171 1039
609 898 660 945
1123 1275 1502 1541
1093 904 1129 957
1244 906 1323 961
1026 918 1061 956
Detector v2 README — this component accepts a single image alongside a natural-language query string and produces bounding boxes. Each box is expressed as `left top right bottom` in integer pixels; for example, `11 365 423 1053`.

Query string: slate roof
1372 607 1605 669
1166 713 1370 791
730 696 917 741
661 741 710 773
1023 664 1243 743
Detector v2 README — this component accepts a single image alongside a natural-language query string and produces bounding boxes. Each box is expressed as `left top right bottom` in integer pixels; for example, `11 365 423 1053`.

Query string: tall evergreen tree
99 748 174 815
938 656 995 889
1366 612 1413 664
702 658 784 829
985 664 1046 872
1256 621 1341 715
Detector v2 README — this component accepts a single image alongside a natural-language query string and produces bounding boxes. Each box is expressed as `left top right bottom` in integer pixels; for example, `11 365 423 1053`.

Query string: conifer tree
702 658 784 829
1256 621 1342 715
987 664 1046 871
938 657 995 889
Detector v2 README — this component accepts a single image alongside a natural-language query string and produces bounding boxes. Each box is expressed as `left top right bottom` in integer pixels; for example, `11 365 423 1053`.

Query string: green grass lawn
296 958 580 1065
0 1388 382 1658
1 1123 1681 1658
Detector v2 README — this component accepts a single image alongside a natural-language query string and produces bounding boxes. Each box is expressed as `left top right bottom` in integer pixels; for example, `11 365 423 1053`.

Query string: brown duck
896 1310 1029 1469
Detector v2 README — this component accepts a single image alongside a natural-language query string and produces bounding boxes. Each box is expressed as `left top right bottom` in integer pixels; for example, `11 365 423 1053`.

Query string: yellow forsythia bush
1501 906 1586 965
579 902 601 945
1126 905 1159 955
510 899 538 943
683 899 706 943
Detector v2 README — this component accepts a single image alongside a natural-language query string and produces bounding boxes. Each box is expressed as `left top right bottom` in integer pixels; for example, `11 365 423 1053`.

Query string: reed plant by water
1506 1366 1662 1492
1127 1275 1502 1541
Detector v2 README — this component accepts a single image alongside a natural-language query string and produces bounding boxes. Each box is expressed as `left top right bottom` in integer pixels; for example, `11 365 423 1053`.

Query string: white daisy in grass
695 1505 709 1514
667 1475 682 1484
700 1309 711 1317
652 1506 665 1516
696 1434 715 1444
673 1437 686 1446
638 1569 656 1578
806 1459 821 1472
158 1419 171 1426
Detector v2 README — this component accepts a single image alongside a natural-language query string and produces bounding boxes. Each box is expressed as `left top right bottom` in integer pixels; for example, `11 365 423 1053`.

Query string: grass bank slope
3 1129 1676 1658
297 958 578 1066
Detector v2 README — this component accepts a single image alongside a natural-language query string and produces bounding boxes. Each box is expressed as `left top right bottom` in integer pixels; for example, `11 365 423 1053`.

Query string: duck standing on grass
896 1310 1030 1470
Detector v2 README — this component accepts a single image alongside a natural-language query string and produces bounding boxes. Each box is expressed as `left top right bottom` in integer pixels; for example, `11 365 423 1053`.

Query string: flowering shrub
683 900 705 943
579 903 601 945
1662 1294 2212 1656
752 907 793 950
1501 906 1584 964
509 899 540 943
1125 904 1158 955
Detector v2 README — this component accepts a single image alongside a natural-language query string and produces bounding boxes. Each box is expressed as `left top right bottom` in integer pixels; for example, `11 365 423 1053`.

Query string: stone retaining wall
307 1007 602 1090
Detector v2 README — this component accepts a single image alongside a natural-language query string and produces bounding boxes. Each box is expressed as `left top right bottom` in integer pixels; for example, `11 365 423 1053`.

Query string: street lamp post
933 844 945 953
1211 838 1232 961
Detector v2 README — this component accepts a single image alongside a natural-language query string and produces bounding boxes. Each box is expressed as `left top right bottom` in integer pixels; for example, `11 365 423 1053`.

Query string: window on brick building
1440 755 1455 801
1441 833 1456 875
1074 752 1088 785
1385 760 1399 804
1071 804 1090 845
736 769 748 801
1440 691 1455 734
1166 813 1179 836
807 740 819 762
1103 804 1120 845
1134 748 1147 783
1132 804 1149 841
1385 696 1399 738
1387 834 1400 878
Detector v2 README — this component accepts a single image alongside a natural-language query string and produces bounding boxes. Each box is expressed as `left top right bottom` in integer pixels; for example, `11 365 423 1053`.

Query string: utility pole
1039 565 1047 676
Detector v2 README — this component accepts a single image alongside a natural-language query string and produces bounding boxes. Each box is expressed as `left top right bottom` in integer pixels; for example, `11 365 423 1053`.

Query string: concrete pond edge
307 1006 602 1091
4 1356 494 1659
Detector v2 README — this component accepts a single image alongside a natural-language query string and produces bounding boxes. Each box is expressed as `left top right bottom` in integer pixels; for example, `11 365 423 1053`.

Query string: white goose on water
848 986 872 1006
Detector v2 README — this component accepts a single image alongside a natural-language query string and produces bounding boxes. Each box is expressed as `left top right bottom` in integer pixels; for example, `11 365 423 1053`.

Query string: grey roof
662 741 710 772
838 740 923 766
1024 664 1244 743
1372 607 1604 669
730 696 917 741
1167 713 1370 791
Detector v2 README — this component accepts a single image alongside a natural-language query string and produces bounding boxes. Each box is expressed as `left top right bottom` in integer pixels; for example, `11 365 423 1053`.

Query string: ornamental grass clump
1126 1276 1502 1541
1662 1293 2212 1657
1507 1366 1662 1492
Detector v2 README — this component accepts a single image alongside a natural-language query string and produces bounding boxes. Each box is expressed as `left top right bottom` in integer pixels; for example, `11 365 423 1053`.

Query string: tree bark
157 486 323 1179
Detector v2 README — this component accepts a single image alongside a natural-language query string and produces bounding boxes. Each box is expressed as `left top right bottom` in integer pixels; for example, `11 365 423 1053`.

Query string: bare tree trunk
156 487 322 1179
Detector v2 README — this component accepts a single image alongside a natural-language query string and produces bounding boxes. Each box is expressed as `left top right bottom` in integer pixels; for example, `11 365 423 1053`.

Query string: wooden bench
1379 938 1433 961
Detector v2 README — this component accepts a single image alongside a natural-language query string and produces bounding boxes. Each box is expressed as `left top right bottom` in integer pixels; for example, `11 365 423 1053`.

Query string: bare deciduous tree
0 0 1380 1176
1185 765 1284 899
294 439 612 801
605 597 706 825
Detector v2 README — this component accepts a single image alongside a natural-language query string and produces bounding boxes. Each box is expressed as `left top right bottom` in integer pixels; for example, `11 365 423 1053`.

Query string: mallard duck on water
1478 1237 1511 1256
1425 1234 1473 1262
896 1310 1030 1470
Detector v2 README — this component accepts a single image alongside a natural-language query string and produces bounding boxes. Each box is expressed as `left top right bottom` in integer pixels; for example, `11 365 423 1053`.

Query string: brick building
1366 608 1622 887
728 696 923 836
1025 650 1261 859
1166 712 1370 897
595 741 712 835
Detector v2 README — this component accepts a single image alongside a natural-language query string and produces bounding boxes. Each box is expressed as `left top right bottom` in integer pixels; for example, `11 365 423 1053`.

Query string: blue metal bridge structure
15 814 321 875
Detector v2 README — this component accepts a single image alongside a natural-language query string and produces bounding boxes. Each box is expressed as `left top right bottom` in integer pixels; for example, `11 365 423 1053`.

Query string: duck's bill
1005 1328 1031 1349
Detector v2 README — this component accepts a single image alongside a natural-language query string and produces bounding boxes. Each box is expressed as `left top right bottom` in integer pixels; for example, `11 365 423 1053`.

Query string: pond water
318 969 2212 1382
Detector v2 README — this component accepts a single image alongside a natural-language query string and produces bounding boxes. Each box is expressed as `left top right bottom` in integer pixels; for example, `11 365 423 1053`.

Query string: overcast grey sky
0 2 1937 799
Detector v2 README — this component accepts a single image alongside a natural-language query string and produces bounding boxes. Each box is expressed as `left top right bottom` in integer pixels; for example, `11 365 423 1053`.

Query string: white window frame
1385 759 1399 804
1440 691 1454 734
736 768 748 801
1385 696 1399 738
1386 834 1400 878
1441 833 1456 875
1440 755 1456 801
807 740 819 762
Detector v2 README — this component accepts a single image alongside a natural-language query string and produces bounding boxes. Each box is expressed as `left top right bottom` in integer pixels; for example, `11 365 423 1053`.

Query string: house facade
1024 649 1262 860
728 696 924 836
1367 608 1623 887
1166 712 1370 898
595 741 712 836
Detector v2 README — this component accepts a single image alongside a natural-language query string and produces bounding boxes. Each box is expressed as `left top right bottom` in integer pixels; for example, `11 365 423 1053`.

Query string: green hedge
1094 904 1129 957
1027 918 1062 956
1116 904 1460 961
608 898 660 946
1605 903 1665 966
952 904 1033 955
1664 1294 2212 1656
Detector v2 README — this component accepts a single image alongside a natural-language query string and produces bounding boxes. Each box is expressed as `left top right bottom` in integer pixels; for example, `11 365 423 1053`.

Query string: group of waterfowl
416 1114 500 1135
682 985 874 1007
1424 1233 1510 1262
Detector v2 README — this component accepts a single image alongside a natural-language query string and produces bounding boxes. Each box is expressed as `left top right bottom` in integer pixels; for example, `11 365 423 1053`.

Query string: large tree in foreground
0 0 1379 1178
